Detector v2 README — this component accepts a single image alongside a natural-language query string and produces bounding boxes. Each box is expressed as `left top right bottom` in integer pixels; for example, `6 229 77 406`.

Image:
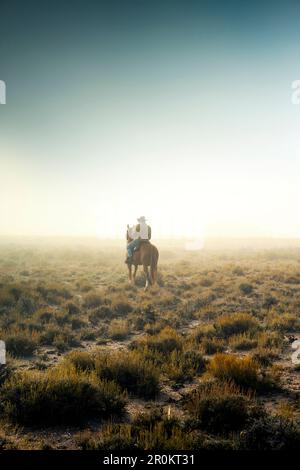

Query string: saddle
133 240 150 252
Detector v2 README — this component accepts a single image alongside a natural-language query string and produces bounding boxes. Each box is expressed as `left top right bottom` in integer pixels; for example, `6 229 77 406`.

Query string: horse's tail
150 246 158 284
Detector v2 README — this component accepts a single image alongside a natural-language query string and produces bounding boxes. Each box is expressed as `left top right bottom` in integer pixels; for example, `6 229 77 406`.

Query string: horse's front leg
143 265 150 291
128 264 132 283
133 265 138 285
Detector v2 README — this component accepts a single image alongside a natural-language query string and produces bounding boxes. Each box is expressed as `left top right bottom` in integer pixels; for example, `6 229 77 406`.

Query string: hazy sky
1 0 300 238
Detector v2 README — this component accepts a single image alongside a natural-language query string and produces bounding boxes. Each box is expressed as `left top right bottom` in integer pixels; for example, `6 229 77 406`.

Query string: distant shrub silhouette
232 266 244 276
37 311 53 323
239 283 253 295
263 295 278 309
66 302 80 315
54 311 70 326
83 293 105 309
0 288 16 308
18 296 36 315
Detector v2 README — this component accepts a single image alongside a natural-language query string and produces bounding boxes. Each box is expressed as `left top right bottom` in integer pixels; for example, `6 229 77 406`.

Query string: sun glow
1 145 299 240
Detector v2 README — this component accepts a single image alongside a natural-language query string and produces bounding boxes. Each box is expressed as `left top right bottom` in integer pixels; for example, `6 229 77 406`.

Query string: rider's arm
135 224 141 239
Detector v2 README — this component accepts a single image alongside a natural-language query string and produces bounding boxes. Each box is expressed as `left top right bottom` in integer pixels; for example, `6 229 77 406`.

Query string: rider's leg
126 240 138 262
127 239 140 257
126 239 142 263
127 240 135 258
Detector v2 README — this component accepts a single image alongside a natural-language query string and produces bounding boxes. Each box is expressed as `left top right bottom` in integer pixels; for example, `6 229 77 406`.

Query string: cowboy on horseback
125 216 151 264
125 217 158 290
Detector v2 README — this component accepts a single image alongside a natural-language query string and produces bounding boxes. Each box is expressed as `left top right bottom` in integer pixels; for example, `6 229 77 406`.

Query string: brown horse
126 231 159 290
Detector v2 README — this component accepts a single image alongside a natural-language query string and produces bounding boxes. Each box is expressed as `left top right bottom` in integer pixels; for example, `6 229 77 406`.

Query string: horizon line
1 235 300 241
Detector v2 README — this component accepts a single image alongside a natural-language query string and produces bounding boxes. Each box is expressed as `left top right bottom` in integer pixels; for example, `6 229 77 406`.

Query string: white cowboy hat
137 216 146 223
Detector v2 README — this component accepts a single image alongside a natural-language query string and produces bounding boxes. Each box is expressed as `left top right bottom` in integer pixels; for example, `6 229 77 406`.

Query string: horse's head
126 225 134 242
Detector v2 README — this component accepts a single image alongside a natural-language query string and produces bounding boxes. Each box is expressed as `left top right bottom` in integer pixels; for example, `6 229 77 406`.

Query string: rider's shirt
136 222 151 240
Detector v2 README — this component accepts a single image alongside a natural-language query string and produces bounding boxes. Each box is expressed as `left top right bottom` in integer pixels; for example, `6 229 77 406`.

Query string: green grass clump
36 311 54 324
88 306 113 324
229 334 258 351
64 351 95 372
5 334 37 357
94 350 160 399
141 327 183 354
0 288 16 309
185 380 255 434
207 353 270 391
76 411 195 450
112 301 133 316
0 367 126 425
64 350 160 399
83 293 105 309
200 337 226 354
163 349 207 382
39 327 80 351
214 313 259 338
108 319 130 340
251 349 279 367
269 313 300 333
257 331 284 350
239 415 300 450
37 284 72 303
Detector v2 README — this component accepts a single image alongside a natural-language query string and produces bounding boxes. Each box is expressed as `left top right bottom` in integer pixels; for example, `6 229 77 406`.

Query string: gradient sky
1 0 300 238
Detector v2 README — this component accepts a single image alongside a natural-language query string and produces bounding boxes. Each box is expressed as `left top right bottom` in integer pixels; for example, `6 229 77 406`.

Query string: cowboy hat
137 216 146 223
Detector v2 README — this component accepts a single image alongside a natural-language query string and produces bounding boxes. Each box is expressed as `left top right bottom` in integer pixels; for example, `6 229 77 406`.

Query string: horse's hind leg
143 265 151 291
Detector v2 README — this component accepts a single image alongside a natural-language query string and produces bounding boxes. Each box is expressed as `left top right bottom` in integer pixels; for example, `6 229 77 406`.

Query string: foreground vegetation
0 239 299 449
